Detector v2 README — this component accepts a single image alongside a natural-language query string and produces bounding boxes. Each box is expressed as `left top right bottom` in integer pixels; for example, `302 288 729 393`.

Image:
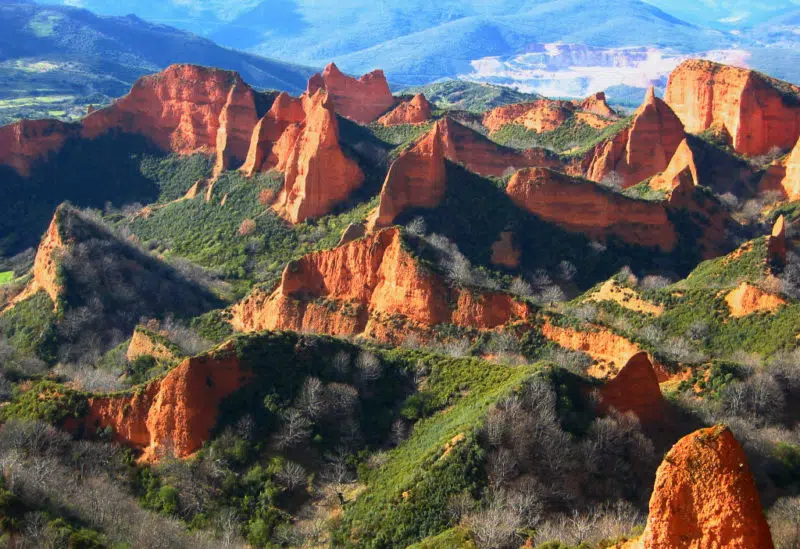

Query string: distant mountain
643 0 799 29
0 1 314 123
403 81 541 113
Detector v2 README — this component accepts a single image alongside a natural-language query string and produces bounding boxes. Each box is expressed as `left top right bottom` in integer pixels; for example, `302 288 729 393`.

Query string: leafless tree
406 216 427 236
277 461 308 492
298 377 326 419
274 408 313 450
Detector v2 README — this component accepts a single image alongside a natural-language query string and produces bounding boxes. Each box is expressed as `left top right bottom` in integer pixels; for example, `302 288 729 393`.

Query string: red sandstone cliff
371 123 446 229
241 92 306 176
272 90 364 223
598 352 664 424
0 119 78 177
506 167 677 251
650 138 699 192
437 117 561 178
126 327 181 363
768 215 787 266
640 425 774 548
230 228 531 343
378 94 432 126
780 137 800 200
581 87 685 188
580 92 617 119
665 59 800 157
483 99 575 134
82 342 251 461
307 63 395 124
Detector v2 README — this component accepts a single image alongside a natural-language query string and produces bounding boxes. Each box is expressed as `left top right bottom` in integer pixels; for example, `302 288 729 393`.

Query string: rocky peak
378 94 433 126
273 90 364 223
768 215 787 265
307 63 395 124
650 139 699 192
371 122 446 229
241 92 306 176
781 137 800 200
665 59 800 156
598 352 664 424
580 91 616 118
641 425 774 548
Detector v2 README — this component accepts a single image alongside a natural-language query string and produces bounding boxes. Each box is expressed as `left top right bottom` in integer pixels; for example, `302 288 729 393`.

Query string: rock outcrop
780 137 800 200
272 90 364 223
640 425 774 548
483 99 575 134
490 232 521 269
665 59 800 157
307 63 395 124
437 117 561 178
598 352 664 424
579 92 617 119
581 87 685 188
230 228 531 344
126 327 181 363
725 282 787 318
371 123 446 229
83 65 260 166
338 222 367 246
650 139 699 192
0 119 77 177
241 92 306 176
378 94 432 126
768 215 787 266
82 342 251 461
506 168 677 251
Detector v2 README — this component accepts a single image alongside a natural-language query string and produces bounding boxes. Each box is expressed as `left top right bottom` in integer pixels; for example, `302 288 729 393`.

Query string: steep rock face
371 123 446 229
378 94 432 126
241 92 306 176
483 99 574 134
83 343 251 461
506 168 677 251
0 119 77 177
665 59 800 157
582 87 685 188
126 328 180 362
82 65 259 162
781 137 800 200
580 92 617 119
768 215 787 265
273 90 364 223
725 282 787 318
641 426 774 548
437 118 561 178
230 228 531 343
598 352 664 424
307 63 395 124
650 139 699 192
490 232 521 269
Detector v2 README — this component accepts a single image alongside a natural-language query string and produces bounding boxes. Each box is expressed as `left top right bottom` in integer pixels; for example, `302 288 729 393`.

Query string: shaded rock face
378 94 432 126
83 65 259 166
230 228 531 344
273 90 365 223
725 282 786 318
126 328 180 363
781 137 800 200
598 352 664 424
307 62 395 124
0 119 78 177
665 59 800 157
490 232 521 269
371 123 446 229
338 222 367 246
83 342 251 461
483 99 575 134
506 167 677 251
641 426 774 548
437 117 561 178
581 87 685 188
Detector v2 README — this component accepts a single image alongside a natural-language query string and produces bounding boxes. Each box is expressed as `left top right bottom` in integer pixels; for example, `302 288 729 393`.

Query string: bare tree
277 461 308 492
274 408 312 450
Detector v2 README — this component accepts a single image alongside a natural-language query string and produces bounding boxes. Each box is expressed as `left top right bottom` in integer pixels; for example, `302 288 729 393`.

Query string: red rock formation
650 139 699 192
82 342 251 461
437 117 561 178
598 352 664 424
338 222 367 246
582 87 685 188
371 123 446 229
241 92 306 176
126 327 180 363
183 179 209 200
580 92 617 119
780 137 800 200
506 168 677 251
307 63 395 124
82 65 259 163
490 232 521 268
378 94 432 126
725 282 786 318
0 119 77 177
483 99 575 134
273 90 364 223
641 425 774 548
665 59 800 157
768 215 787 265
230 228 531 343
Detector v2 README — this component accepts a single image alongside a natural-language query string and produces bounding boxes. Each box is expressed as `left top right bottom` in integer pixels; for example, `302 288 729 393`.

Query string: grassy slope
402 81 540 113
